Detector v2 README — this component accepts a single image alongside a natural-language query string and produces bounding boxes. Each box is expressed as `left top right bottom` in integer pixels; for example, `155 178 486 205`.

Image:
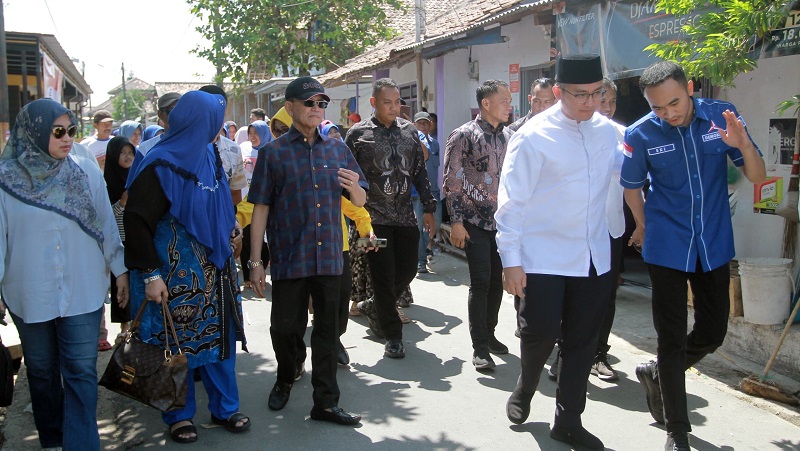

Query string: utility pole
0 4 9 153
121 62 127 120
415 0 425 111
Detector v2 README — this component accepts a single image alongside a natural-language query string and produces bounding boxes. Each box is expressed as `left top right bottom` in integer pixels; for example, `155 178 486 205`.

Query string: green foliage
645 0 791 88
777 94 800 117
187 0 405 83
112 90 149 121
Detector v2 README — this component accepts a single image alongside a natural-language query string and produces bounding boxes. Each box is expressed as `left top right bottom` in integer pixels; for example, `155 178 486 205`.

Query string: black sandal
211 412 251 433
169 420 198 444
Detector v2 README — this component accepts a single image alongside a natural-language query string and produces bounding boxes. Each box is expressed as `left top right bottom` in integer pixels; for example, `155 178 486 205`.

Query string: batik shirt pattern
443 115 511 231
345 117 436 227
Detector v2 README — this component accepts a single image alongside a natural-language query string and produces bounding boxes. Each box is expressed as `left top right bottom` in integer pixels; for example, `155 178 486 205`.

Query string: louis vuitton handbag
99 300 188 412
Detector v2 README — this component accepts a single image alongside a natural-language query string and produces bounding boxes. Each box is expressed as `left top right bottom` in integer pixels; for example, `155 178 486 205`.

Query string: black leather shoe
338 343 350 365
384 339 405 358
489 337 509 355
310 406 361 426
472 353 496 370
636 360 665 424
268 380 292 411
295 361 306 381
665 431 690 451
358 299 384 338
550 425 604 451
506 378 534 425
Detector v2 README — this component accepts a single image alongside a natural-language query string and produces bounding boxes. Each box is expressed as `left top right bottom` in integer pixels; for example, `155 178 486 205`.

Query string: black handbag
99 300 188 412
0 334 14 407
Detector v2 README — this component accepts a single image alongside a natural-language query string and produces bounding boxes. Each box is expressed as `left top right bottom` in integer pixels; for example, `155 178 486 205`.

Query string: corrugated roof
395 0 552 51
319 0 552 86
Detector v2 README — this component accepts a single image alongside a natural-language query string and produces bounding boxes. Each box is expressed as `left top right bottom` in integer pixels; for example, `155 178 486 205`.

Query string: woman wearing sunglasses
0 99 128 450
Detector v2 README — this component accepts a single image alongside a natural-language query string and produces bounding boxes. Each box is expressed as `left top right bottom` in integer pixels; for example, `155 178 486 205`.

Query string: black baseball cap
285 76 330 102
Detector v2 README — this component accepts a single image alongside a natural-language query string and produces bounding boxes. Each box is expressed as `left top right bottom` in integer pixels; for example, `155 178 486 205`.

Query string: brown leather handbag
99 300 188 412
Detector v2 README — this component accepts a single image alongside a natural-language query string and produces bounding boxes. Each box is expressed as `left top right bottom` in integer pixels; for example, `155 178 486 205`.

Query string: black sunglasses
52 125 78 139
298 99 329 109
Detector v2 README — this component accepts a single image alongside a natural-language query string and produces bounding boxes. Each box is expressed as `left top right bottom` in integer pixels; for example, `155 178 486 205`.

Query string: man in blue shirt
248 76 368 426
621 61 765 451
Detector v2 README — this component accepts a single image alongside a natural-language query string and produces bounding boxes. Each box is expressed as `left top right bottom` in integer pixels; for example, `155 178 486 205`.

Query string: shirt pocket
649 149 688 190
702 141 730 173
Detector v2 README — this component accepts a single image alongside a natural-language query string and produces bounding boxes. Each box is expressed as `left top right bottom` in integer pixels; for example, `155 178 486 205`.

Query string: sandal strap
170 420 195 433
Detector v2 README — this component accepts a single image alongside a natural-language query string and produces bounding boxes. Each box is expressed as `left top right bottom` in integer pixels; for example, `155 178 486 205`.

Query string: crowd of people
0 54 765 451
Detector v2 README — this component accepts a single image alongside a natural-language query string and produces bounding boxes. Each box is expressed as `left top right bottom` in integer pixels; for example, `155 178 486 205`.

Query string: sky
4 0 217 106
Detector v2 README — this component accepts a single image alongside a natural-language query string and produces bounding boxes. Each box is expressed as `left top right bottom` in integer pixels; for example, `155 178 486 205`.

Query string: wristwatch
143 274 162 285
247 260 264 269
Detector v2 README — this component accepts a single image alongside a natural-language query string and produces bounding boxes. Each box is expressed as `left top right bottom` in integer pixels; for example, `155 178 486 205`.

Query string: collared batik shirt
248 127 367 281
443 114 512 231
345 116 436 227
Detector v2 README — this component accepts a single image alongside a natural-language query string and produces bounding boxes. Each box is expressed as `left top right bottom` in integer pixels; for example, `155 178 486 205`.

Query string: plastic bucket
738 257 793 325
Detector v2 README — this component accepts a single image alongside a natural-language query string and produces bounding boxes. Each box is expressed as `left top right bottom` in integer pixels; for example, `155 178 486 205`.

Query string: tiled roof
320 0 550 86
107 78 155 95
153 82 236 97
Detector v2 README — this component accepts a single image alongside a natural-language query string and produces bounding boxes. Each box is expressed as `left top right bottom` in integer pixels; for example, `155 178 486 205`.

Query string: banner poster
42 53 63 103
767 118 798 167
759 5 800 59
556 0 715 78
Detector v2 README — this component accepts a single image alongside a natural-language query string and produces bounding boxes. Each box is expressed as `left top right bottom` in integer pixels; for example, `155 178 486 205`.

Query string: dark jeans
271 275 340 408
516 263 612 429
241 224 270 282
11 307 103 450
366 225 419 341
596 234 625 357
648 261 730 434
463 223 503 353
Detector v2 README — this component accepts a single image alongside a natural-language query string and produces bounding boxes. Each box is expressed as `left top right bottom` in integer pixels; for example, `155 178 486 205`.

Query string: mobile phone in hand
356 237 388 248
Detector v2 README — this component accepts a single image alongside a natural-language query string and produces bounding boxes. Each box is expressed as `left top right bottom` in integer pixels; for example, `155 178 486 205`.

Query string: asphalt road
3 252 799 450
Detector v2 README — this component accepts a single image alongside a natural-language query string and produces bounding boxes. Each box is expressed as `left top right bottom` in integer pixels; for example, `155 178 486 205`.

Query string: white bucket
738 257 793 325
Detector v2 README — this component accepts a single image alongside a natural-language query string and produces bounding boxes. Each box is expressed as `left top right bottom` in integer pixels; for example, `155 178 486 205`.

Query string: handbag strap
127 296 184 355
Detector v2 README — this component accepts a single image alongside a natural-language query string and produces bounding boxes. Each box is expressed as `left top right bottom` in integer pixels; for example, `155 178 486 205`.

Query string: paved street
3 252 799 450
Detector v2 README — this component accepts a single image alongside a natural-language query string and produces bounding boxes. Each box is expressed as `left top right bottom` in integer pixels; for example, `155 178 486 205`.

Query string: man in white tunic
496 54 618 451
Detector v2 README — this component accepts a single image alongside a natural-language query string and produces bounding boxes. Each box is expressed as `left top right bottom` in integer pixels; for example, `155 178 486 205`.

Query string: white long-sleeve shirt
495 102 618 277
607 121 626 239
0 154 127 323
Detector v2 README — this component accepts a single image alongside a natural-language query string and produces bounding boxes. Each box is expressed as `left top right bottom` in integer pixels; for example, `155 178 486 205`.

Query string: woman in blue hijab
320 122 343 142
124 91 249 443
247 120 272 151
0 99 128 450
142 124 164 142
117 120 143 147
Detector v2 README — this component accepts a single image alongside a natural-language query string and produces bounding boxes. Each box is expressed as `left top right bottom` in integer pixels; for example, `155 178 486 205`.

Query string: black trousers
241 224 270 282
463 223 504 353
109 241 130 324
271 275 340 408
366 225 419 341
648 260 730 434
338 252 352 339
596 234 625 356
516 263 612 429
